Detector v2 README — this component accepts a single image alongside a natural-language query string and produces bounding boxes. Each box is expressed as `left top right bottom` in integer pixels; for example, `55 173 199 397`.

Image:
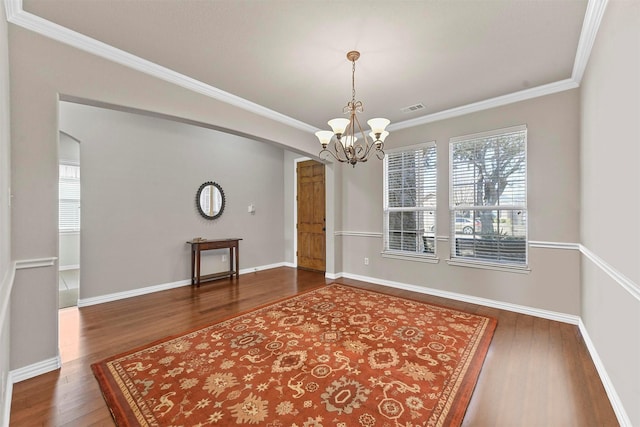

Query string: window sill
381 251 439 264
446 258 530 274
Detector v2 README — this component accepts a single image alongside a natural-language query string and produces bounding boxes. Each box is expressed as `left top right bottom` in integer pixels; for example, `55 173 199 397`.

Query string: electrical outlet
364 257 369 265
222 254 227 262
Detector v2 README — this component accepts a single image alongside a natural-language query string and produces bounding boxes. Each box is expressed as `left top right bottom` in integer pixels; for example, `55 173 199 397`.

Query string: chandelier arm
319 146 342 162
333 138 349 162
352 112 374 161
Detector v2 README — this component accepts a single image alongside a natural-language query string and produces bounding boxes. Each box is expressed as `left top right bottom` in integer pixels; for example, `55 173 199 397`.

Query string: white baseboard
335 272 580 324
578 319 632 427
10 355 61 384
78 278 191 307
325 272 340 280
78 262 289 307
238 262 290 275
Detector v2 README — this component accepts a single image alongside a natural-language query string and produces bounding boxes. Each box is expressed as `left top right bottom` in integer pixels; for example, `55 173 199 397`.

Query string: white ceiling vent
400 103 426 113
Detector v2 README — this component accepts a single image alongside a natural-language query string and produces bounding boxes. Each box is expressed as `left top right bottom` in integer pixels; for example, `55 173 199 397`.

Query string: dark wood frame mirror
196 181 225 220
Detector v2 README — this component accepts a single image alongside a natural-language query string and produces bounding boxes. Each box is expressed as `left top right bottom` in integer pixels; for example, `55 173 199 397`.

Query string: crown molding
5 0 606 134
572 0 609 83
389 78 579 131
3 0 317 134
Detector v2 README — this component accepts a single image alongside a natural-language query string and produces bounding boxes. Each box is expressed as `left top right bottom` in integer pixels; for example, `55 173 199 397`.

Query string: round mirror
196 181 225 220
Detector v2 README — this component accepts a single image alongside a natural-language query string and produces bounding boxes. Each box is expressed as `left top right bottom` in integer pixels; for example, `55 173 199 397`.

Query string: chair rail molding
15 257 57 270
579 244 640 301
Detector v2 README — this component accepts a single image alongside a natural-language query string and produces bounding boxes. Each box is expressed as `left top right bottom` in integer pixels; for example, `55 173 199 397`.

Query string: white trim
238 262 291 276
579 244 640 301
529 241 580 250
77 262 289 307
78 278 191 307
59 264 79 271
334 231 383 238
336 272 580 325
381 251 439 264
578 319 632 427
4 2 317 134
325 272 341 280
1 372 12 427
5 0 606 138
15 257 57 269
572 0 609 83
390 80 578 131
9 355 60 383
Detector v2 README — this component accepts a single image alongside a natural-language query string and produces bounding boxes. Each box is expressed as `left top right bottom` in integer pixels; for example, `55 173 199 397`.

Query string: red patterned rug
92 284 496 426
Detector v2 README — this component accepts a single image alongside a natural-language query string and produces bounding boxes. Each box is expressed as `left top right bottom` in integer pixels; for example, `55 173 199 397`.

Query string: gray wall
0 3 12 424
5 2 638 423
59 102 286 300
8 22 317 370
580 1 640 424
338 89 582 315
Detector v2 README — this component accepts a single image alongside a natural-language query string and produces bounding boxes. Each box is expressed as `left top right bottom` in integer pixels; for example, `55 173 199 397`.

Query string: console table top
187 238 243 244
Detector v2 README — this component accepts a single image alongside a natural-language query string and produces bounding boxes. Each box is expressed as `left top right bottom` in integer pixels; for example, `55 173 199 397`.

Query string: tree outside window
450 125 527 265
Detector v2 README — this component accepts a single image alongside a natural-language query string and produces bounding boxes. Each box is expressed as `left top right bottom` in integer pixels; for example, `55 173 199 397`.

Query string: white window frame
382 141 438 263
448 125 528 272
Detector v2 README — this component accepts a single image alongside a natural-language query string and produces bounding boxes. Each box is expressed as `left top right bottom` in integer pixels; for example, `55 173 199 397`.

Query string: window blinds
449 125 527 265
384 142 437 255
59 164 80 232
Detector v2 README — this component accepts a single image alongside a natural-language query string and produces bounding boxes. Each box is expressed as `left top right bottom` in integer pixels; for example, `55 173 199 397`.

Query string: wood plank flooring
9 267 618 426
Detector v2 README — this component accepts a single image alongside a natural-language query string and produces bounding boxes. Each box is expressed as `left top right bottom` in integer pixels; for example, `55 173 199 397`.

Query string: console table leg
190 248 195 286
235 246 240 279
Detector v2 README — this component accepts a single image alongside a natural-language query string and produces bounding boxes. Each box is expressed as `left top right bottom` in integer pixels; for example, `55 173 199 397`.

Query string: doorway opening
58 131 81 309
296 159 326 272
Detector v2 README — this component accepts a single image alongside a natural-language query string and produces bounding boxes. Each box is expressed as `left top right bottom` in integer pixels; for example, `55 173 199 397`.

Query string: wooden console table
187 238 242 286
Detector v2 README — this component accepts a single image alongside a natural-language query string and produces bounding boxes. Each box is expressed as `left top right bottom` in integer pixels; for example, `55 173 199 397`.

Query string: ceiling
19 0 590 133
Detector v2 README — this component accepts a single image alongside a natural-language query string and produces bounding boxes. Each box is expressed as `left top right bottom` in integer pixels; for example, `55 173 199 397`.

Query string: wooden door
297 160 325 272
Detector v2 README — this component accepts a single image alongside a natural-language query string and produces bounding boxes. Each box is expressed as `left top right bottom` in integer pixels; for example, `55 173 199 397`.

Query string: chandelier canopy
316 51 390 166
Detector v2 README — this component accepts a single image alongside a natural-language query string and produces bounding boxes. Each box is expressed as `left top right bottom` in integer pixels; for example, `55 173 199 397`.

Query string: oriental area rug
92 284 497 426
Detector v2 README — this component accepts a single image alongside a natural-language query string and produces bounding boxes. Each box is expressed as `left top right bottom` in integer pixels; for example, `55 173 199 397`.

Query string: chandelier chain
351 58 356 105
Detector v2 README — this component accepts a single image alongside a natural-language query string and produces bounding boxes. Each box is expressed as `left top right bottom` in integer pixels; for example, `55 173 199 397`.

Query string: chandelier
316 51 390 166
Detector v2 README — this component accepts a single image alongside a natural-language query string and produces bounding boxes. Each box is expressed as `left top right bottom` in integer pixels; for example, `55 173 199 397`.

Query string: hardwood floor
9 267 618 426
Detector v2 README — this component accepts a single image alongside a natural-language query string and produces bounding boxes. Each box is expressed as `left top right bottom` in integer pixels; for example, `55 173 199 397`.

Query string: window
59 163 80 232
449 125 527 267
383 142 437 257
